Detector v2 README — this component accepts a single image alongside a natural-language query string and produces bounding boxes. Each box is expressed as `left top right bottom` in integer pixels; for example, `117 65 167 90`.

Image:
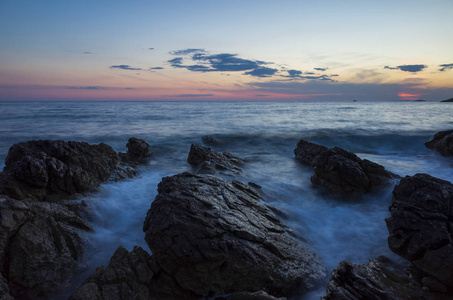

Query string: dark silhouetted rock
323 256 435 300
187 143 245 174
70 246 199 300
425 130 453 157
119 137 152 163
386 173 453 288
295 140 396 195
143 172 326 298
440 97 453 103
0 196 91 299
224 290 286 300
294 140 328 167
0 273 13 300
0 140 122 201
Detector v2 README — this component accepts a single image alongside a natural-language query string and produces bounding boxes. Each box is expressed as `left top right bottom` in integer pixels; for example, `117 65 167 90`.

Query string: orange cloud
398 92 421 100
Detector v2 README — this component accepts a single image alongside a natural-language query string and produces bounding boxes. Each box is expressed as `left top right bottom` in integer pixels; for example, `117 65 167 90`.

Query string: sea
1 100 452 299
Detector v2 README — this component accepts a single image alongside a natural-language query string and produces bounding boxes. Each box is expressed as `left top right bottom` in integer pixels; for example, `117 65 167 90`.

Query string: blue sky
1 0 452 101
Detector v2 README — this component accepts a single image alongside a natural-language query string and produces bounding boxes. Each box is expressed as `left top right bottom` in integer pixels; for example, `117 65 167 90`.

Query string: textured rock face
0 197 91 299
386 173 453 288
143 172 326 298
295 140 395 195
119 137 152 163
323 256 433 300
70 246 199 300
187 143 245 174
425 130 453 157
0 140 121 201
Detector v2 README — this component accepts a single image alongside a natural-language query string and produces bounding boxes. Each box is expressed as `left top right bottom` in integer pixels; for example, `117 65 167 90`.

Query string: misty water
1 101 453 299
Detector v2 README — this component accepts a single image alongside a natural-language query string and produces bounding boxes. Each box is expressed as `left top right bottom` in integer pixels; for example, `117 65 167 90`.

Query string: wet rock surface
386 173 453 288
323 256 435 300
0 196 91 299
425 130 453 157
143 172 326 298
187 143 245 174
0 140 122 201
119 137 152 163
295 139 396 195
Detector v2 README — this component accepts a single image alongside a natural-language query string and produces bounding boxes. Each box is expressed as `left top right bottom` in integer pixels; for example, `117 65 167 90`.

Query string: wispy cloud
168 57 183 65
66 86 103 90
148 48 154 50
149 67 164 70
314 67 328 71
244 67 278 77
172 93 214 97
83 51 91 55
110 65 142 71
384 64 427 72
439 63 453 72
170 48 205 55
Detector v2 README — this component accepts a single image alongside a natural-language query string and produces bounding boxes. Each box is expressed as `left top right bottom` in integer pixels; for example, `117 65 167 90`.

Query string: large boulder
323 256 435 300
143 172 326 298
295 140 396 195
0 140 122 201
425 130 453 157
187 143 245 174
0 196 91 299
386 173 453 289
119 137 152 163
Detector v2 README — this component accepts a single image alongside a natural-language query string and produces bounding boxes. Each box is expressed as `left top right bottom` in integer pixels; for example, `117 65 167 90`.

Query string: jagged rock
187 143 245 174
143 172 326 298
119 137 152 163
224 290 287 300
425 130 453 157
70 246 198 300
323 256 436 300
0 196 91 299
386 173 453 288
294 139 396 195
0 140 121 201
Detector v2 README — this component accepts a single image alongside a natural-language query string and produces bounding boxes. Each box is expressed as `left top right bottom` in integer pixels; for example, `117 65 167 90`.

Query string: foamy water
1 100 452 299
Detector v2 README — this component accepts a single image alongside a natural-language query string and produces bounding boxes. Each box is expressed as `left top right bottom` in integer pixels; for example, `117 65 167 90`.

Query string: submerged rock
294 139 396 195
0 140 121 201
323 256 435 300
0 196 91 299
386 173 453 289
143 172 326 298
187 143 245 174
425 130 453 157
119 137 152 163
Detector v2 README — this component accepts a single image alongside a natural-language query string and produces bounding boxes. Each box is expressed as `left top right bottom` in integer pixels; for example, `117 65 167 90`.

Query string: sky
0 0 452 101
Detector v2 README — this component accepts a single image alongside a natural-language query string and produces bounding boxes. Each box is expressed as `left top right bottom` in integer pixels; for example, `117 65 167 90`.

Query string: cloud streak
439 63 453 72
110 65 142 71
384 64 427 72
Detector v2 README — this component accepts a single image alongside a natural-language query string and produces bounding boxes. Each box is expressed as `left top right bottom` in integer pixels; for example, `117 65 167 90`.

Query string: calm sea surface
1 101 453 299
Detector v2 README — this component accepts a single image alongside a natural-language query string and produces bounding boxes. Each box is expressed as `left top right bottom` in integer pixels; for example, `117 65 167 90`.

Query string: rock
70 246 199 300
294 139 396 195
224 290 287 300
0 273 13 300
0 196 91 299
323 256 434 300
119 137 152 163
0 140 121 201
440 97 453 103
294 140 328 167
425 130 453 157
143 172 326 298
187 143 245 174
386 173 453 288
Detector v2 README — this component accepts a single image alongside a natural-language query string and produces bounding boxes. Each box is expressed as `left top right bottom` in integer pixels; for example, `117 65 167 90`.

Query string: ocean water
1 100 453 299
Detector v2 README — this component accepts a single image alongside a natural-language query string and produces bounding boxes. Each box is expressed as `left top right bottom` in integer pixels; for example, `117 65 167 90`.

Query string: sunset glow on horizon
1 0 452 102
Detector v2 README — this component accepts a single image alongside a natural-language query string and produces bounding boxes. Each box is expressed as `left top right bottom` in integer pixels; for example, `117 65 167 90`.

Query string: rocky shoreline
0 131 452 299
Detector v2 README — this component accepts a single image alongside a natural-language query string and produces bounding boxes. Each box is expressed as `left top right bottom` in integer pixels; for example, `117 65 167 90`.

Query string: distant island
441 97 453 102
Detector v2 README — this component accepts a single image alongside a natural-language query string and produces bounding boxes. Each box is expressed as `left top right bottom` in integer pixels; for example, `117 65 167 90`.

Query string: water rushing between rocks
1 101 453 299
